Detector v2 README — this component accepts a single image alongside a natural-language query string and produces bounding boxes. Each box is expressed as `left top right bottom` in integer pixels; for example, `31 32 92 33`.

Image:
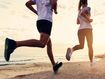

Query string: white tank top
78 7 92 30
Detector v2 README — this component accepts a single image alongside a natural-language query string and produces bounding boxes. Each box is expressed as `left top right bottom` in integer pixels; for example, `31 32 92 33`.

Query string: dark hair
78 0 88 10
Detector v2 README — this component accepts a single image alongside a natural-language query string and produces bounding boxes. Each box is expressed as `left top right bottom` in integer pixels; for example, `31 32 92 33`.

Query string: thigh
40 33 50 45
78 29 85 46
37 20 52 36
86 29 93 47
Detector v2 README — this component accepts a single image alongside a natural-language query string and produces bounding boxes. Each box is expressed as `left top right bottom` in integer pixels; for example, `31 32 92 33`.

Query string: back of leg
46 38 55 65
40 33 50 48
73 30 85 51
86 29 93 62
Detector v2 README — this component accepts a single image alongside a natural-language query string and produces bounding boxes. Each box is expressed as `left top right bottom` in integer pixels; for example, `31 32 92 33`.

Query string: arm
50 0 58 14
81 12 93 23
77 17 80 24
25 0 37 15
77 11 80 24
80 7 93 23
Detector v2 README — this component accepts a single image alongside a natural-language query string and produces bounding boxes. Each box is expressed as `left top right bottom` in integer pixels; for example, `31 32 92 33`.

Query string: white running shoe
66 48 72 61
90 59 96 67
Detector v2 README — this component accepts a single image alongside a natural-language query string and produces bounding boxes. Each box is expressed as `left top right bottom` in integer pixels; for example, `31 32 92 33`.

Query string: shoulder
85 7 91 11
81 7 91 14
31 0 36 3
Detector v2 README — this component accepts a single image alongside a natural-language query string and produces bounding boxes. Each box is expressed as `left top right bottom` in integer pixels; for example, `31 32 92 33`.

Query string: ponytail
78 0 88 11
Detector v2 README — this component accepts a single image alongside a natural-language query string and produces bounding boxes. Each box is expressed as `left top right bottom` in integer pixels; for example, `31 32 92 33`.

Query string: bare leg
5 33 62 72
47 38 55 66
16 33 49 48
45 36 62 73
73 29 85 51
15 33 57 65
66 30 85 61
86 29 93 63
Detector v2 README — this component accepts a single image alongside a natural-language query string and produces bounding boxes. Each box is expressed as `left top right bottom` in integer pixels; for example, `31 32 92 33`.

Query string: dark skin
15 0 59 66
25 0 37 15
25 0 58 14
51 0 58 14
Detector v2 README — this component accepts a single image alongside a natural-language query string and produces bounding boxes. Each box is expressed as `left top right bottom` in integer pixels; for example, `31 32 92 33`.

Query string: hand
54 9 58 14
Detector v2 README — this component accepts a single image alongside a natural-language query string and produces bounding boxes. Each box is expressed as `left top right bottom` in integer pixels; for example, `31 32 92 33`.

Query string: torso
32 0 52 22
78 6 92 30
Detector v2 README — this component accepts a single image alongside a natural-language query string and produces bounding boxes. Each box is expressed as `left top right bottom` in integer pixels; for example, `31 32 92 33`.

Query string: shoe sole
66 48 71 61
54 62 63 74
4 38 9 61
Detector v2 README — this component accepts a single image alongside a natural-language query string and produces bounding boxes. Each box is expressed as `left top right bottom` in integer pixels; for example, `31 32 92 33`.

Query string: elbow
77 23 80 25
77 22 80 25
25 2 29 7
25 1 31 7
77 19 80 24
77 21 79 24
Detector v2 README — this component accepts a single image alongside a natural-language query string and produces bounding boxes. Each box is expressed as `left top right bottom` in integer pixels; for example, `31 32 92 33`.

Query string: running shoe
4 38 16 61
66 48 72 61
53 62 63 73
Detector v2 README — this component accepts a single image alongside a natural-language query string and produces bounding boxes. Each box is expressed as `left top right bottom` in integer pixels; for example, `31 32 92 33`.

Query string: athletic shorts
36 20 52 35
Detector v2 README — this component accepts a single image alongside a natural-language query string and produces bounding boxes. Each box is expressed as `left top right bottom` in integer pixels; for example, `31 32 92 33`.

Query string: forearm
81 13 91 22
25 1 37 15
50 0 57 14
77 18 80 24
51 0 57 5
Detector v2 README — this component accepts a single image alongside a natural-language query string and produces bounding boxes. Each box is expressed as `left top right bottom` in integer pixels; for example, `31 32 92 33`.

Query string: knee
88 46 93 50
79 45 84 49
40 43 46 48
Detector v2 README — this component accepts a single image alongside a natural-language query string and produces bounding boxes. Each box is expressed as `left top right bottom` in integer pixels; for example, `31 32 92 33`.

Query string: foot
90 59 96 67
95 54 105 58
66 48 72 61
90 62 95 67
53 62 63 73
4 38 16 62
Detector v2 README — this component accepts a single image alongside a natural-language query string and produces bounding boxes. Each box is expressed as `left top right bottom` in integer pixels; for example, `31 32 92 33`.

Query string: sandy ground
0 0 105 79
0 59 105 79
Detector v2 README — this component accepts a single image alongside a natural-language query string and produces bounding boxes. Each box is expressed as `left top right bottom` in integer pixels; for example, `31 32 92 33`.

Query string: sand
0 59 105 79
0 0 105 79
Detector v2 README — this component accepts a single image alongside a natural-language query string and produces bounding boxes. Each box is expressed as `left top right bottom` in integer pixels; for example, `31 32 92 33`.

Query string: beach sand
0 0 105 79
0 59 105 79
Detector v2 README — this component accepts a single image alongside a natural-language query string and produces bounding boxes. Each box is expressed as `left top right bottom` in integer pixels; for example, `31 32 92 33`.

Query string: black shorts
36 20 52 35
